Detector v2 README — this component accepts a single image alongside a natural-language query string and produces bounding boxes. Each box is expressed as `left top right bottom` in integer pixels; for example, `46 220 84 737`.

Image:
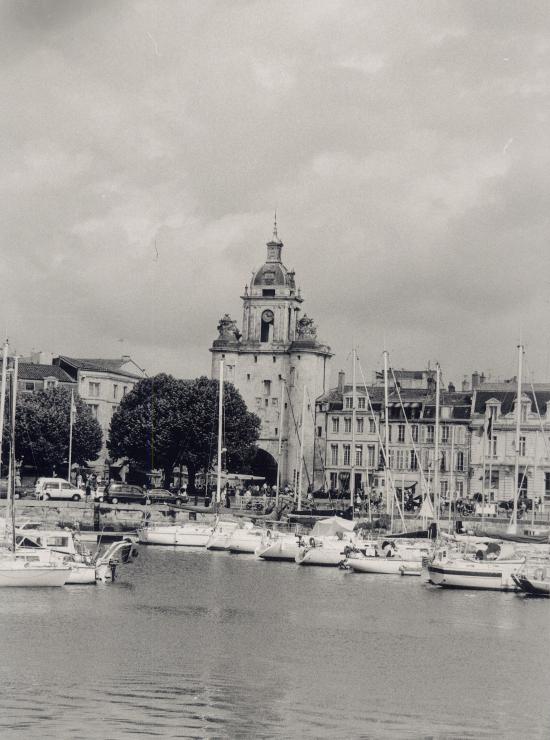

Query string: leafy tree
13 387 102 475
108 374 260 490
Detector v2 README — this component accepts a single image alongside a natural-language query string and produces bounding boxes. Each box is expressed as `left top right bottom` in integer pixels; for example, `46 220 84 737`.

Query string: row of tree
7 376 261 487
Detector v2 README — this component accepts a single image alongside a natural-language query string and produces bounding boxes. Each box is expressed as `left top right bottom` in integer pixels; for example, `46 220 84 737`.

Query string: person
244 487 252 507
225 485 231 509
76 472 83 489
85 478 92 499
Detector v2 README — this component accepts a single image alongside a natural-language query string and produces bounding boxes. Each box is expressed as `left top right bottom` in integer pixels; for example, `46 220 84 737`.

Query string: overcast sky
2 0 550 389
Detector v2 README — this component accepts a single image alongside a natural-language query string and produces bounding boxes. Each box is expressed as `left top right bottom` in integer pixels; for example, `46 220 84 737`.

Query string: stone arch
250 448 278 485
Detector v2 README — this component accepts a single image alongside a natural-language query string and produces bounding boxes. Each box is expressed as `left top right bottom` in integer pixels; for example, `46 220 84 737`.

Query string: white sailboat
0 348 70 587
138 359 225 547
294 516 356 566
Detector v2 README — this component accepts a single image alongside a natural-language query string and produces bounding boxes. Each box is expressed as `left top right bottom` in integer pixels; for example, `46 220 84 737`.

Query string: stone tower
210 223 332 487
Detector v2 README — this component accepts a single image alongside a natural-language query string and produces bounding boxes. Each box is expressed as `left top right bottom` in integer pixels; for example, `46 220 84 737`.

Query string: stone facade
210 226 332 486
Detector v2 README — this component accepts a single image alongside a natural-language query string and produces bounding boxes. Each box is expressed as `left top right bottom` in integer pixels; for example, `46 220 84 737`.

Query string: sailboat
138 360 225 547
0 347 70 587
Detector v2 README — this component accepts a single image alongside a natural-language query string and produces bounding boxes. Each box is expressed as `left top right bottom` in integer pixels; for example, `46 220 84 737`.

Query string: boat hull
295 546 347 566
0 564 70 587
512 574 550 597
65 565 97 585
349 557 419 575
138 525 212 547
428 560 523 591
257 538 299 561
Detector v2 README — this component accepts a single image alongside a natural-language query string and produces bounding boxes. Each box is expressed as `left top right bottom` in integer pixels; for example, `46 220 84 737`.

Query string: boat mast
216 359 224 507
531 430 538 529
383 350 390 512
276 378 285 508
298 384 307 511
434 362 440 528
350 347 356 517
509 344 523 533
67 389 75 483
0 340 8 478
9 355 18 552
448 425 455 531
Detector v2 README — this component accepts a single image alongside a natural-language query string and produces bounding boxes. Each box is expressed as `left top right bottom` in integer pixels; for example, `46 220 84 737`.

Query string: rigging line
304 386 329 492
284 383 312 488
389 366 431 500
524 360 550 459
356 355 406 530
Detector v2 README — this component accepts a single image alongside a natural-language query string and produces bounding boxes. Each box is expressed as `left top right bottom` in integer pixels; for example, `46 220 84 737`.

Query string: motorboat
256 530 301 561
427 541 524 591
206 519 241 550
512 561 550 597
227 521 265 554
138 521 214 546
295 516 356 567
347 539 431 575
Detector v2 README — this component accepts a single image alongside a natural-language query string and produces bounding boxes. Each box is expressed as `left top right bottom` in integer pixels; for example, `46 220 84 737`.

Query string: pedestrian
225 486 231 509
85 478 92 499
76 472 83 489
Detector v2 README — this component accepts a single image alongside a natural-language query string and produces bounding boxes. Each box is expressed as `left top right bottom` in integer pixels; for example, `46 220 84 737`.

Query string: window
331 445 339 465
271 398 278 407
113 384 118 399
274 427 278 436
357 417 364 433
396 449 404 470
387 425 392 442
344 418 352 433
426 425 434 443
388 449 395 468
45 380 56 389
265 399 269 407
263 380 271 396
398 424 405 442
246 374 251 381
256 397 262 407
254 355 258 363
343 445 351 466
440 480 448 498
25 382 34 391
455 427 465 444
369 418 376 433
521 403 528 422
123 386 128 397
367 445 375 467
411 425 418 442
545 472 550 497
358 397 366 410
262 289 275 296
519 436 526 456
355 445 363 466
345 397 353 409
330 472 338 490
456 451 464 472
440 451 447 472
273 356 276 363
456 481 464 498
89 382 100 397
488 435 497 457
87 403 99 419
316 426 322 438
441 426 449 443
332 417 339 433
410 450 418 470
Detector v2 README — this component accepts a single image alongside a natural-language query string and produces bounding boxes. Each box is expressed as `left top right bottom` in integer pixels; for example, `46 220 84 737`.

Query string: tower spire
273 209 278 240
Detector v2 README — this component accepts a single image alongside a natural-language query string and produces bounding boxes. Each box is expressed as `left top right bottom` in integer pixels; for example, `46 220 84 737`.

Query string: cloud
0 0 549 388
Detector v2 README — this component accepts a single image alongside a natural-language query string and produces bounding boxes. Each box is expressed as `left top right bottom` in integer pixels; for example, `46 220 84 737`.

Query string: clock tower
210 223 332 487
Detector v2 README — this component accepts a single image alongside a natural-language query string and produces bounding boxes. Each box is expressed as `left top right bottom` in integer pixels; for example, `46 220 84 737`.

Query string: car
0 486 27 500
102 483 148 505
147 488 187 506
34 477 83 501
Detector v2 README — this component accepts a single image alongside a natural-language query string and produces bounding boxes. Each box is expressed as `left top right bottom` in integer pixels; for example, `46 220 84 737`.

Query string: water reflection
0 547 548 738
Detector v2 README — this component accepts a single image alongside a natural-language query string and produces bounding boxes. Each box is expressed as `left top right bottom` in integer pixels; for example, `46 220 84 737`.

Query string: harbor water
0 547 549 739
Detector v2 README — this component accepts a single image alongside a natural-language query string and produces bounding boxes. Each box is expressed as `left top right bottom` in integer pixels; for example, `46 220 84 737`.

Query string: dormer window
262 289 275 297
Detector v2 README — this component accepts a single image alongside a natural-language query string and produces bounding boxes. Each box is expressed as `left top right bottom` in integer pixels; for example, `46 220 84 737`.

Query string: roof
56 356 144 379
18 363 74 383
473 388 550 416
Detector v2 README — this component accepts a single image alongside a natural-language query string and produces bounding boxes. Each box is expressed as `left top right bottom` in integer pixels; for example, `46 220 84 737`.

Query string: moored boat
512 562 550 596
428 541 524 591
227 522 265 554
138 522 214 546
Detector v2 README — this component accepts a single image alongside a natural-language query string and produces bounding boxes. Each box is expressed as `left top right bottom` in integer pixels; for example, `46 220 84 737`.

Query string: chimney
462 376 469 391
472 371 480 389
337 370 345 394
448 382 455 393
480 372 486 385
121 355 131 363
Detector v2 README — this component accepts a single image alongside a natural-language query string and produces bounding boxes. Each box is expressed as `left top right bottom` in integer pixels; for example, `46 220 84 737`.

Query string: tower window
263 380 271 396
261 309 274 342
273 356 276 363
254 356 258 363
262 289 275 297
246 374 251 381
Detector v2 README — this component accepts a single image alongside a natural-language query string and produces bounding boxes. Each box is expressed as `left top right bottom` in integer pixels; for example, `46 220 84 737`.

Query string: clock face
262 309 274 323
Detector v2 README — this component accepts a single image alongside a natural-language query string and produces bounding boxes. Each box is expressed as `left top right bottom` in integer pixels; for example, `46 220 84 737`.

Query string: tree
13 387 102 475
108 374 260 489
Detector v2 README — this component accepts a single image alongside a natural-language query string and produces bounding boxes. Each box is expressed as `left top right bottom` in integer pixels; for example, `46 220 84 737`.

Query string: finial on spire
273 209 278 240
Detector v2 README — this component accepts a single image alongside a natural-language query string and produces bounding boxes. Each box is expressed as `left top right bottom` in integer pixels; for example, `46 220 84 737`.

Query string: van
34 478 83 501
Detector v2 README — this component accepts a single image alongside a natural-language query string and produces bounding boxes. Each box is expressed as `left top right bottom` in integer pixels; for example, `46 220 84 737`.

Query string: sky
1 0 550 390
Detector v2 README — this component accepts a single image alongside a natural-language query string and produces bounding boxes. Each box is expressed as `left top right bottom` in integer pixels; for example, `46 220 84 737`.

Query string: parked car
102 483 148 505
0 486 26 500
147 488 187 505
34 477 83 501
